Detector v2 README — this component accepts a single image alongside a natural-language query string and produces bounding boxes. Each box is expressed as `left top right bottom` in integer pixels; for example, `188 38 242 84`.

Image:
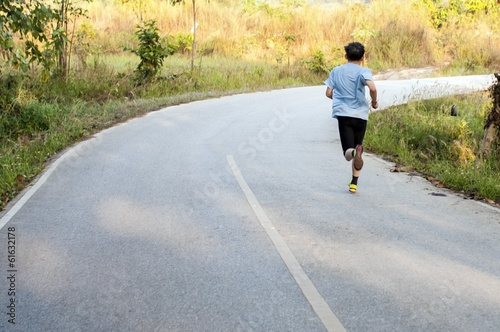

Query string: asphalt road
1 75 499 331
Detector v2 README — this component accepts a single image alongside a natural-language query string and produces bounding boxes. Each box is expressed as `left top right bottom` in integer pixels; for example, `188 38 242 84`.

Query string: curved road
1 75 499 331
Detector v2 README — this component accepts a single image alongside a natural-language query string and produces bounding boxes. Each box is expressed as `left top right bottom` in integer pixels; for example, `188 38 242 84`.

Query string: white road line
0 148 75 230
227 155 346 332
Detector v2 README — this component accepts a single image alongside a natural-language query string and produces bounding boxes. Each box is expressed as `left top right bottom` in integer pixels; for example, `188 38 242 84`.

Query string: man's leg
338 117 366 166
337 117 359 192
352 118 367 172
337 116 356 161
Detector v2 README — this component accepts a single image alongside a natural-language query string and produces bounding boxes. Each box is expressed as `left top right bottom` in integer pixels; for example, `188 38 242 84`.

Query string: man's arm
366 80 378 109
325 87 333 99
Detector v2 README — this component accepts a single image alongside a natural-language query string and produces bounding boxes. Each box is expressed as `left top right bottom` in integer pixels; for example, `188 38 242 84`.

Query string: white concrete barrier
370 74 497 111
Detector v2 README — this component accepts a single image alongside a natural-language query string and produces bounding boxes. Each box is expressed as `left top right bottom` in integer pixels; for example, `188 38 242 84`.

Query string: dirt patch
373 66 439 80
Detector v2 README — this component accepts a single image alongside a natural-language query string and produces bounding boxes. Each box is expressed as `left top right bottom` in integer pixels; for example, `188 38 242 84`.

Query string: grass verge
365 92 500 204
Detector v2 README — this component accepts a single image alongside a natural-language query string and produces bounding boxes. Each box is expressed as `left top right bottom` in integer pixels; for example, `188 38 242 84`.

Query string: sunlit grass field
79 0 500 71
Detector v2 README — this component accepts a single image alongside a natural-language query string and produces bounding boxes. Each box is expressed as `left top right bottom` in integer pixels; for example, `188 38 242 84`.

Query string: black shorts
337 116 367 154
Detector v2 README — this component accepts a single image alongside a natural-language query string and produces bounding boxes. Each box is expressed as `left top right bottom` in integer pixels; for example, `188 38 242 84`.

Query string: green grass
365 93 500 203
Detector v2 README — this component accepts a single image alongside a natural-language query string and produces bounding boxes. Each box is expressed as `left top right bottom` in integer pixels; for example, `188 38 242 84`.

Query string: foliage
302 50 329 74
174 33 194 54
0 0 90 77
351 23 380 43
125 20 177 82
0 0 61 72
412 0 499 28
302 47 345 74
73 21 100 69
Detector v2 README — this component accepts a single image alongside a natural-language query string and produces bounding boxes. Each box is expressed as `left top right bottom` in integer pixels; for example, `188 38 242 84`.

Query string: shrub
125 20 177 82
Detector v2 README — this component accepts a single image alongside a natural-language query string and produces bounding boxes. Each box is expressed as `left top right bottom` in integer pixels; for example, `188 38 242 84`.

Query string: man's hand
371 100 378 109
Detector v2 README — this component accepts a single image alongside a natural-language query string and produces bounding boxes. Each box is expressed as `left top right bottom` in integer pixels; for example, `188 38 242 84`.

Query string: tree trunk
478 73 500 160
57 0 68 77
191 0 196 76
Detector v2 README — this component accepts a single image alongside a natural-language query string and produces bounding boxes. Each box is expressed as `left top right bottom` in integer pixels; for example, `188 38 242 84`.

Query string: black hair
344 42 365 61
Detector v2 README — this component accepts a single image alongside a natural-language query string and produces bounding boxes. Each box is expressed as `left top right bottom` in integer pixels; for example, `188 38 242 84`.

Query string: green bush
174 32 193 54
125 20 177 82
302 50 329 74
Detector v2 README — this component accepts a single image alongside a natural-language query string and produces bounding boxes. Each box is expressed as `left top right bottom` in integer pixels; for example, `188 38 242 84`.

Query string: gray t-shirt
324 62 373 120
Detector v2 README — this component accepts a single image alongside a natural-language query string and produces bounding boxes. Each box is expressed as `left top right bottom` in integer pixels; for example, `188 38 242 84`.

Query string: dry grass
77 0 500 73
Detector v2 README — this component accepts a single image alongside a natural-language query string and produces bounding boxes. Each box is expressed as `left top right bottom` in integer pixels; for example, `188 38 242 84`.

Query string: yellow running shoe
349 182 357 193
